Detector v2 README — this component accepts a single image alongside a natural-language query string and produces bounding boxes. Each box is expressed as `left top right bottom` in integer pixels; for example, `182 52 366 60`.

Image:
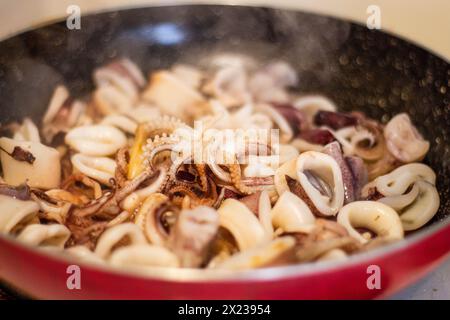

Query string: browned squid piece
166 171 219 208
65 169 156 247
293 219 361 262
168 206 220 268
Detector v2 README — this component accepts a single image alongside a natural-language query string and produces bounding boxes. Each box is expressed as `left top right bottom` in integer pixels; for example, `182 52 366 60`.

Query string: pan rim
0 3 448 284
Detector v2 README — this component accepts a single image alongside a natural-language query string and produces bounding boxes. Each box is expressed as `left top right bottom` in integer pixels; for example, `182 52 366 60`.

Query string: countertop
393 258 450 299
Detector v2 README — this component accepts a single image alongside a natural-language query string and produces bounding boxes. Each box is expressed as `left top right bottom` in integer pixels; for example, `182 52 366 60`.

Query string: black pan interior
0 5 448 225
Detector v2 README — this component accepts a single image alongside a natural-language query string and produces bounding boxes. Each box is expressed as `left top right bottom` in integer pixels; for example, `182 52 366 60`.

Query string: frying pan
0 5 449 299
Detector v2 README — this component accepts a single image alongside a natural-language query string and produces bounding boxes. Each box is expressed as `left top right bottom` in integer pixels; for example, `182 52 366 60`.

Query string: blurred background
0 0 448 299
1 0 449 59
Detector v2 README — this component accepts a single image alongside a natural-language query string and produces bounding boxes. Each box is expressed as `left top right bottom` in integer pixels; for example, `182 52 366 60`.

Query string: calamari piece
203 65 250 107
0 137 61 189
208 53 256 70
323 141 355 203
332 121 385 162
257 103 294 142
271 103 306 136
93 84 134 115
291 138 324 152
345 155 368 200
101 114 138 134
271 191 316 233
46 189 86 206
134 193 169 245
380 181 440 231
317 248 348 262
258 190 274 238
65 125 127 156
42 85 70 124
94 223 147 259
243 156 276 178
212 236 296 270
366 150 399 181
330 126 356 155
0 184 31 201
109 244 179 268
65 245 105 264
337 201 404 244
296 237 357 262
16 224 70 248
94 58 145 100
135 193 172 246
0 194 39 234
217 198 267 250
299 129 335 146
41 86 87 143
247 112 273 130
384 113 430 163
261 61 298 88
314 111 357 130
371 163 436 196
13 118 41 142
168 206 219 268
296 151 345 216
249 61 297 103
143 70 207 121
377 183 420 211
278 144 299 164
31 192 72 224
124 105 161 123
121 169 168 212
71 153 117 186
355 119 386 161
274 157 297 196
293 95 337 122
202 101 272 130
171 64 204 88
239 191 274 238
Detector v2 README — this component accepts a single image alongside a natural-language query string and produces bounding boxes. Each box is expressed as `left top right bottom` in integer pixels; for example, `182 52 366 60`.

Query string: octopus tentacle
115 147 129 188
195 164 208 192
229 163 253 195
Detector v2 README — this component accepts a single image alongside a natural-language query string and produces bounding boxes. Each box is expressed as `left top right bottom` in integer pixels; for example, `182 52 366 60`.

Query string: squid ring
293 95 337 120
271 191 316 233
396 181 439 231
17 224 70 248
213 236 296 270
13 118 41 143
274 157 297 196
296 151 345 216
337 201 404 244
0 195 39 234
374 163 436 196
101 114 138 134
384 113 430 163
71 153 117 186
109 244 179 268
217 198 267 251
95 223 147 259
65 124 127 156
